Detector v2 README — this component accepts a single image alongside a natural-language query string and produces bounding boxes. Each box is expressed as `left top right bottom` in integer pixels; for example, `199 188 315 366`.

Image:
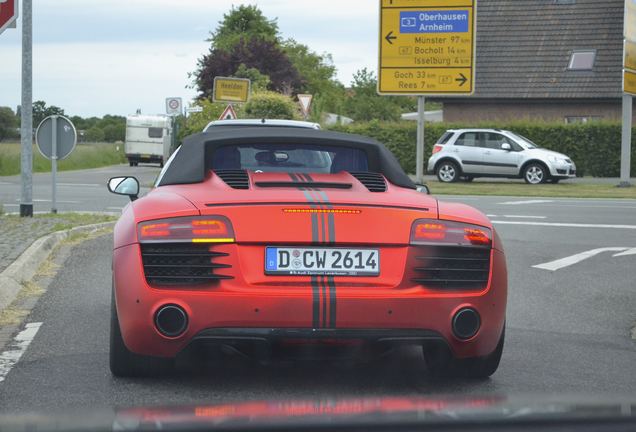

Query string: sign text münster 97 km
378 0 476 95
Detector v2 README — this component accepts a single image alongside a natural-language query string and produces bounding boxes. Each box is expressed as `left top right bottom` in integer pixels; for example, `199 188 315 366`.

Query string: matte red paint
112 170 507 359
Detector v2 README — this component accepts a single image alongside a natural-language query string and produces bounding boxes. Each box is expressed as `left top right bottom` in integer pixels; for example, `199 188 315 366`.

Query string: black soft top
158 127 415 189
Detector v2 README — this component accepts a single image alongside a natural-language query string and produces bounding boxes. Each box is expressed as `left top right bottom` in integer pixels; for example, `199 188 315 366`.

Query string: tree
195 37 302 98
244 91 299 120
208 5 279 51
85 126 105 142
32 101 64 127
0 107 19 141
103 123 125 142
282 39 346 117
233 64 271 92
342 68 414 122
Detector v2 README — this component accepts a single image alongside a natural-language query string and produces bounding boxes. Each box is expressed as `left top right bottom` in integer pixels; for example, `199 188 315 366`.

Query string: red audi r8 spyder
107 127 507 378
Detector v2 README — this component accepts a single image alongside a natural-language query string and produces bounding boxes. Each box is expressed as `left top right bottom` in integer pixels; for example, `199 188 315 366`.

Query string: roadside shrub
243 91 300 120
330 121 636 177
84 126 105 143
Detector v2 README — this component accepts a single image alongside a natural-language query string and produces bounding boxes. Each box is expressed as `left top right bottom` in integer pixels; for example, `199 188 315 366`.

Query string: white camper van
125 115 173 167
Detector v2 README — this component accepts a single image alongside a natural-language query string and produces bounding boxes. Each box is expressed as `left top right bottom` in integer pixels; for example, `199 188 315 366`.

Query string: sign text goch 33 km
378 0 477 95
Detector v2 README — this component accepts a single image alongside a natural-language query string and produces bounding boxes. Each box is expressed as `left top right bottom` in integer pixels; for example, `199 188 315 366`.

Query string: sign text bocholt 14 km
378 0 476 95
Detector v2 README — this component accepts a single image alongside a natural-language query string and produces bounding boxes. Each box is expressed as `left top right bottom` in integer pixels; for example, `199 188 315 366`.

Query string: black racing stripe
303 173 314 182
320 212 326 243
321 275 327 329
327 276 337 328
311 275 320 328
289 172 301 182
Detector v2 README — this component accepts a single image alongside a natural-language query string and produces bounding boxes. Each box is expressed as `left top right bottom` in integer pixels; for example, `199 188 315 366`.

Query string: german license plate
265 247 380 276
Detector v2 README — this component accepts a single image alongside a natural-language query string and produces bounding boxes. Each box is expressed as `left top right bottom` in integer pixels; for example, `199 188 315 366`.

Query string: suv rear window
436 132 454 145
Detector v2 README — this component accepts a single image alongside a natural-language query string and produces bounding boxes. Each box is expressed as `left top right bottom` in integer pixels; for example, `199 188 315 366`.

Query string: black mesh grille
215 170 250 189
412 246 490 290
140 243 233 286
349 172 387 192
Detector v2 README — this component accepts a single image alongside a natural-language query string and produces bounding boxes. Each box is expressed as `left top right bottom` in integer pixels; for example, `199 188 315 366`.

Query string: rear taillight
410 219 491 247
432 145 444 154
138 216 235 243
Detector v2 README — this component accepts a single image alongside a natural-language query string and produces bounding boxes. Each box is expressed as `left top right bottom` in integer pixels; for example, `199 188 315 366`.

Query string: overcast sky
0 0 378 117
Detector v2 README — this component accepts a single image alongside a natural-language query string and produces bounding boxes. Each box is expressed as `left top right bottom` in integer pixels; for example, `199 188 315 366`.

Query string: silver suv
427 129 576 184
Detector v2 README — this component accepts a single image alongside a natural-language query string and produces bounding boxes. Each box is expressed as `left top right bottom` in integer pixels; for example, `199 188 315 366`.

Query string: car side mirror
108 176 140 201
416 184 430 195
501 143 512 151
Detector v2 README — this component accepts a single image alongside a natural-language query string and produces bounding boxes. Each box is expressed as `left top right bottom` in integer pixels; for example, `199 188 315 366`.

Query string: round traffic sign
168 99 179 109
36 115 77 161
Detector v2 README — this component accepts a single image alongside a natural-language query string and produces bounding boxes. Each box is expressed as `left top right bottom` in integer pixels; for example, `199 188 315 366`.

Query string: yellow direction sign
213 77 251 103
624 69 636 96
378 0 476 95
626 40 636 70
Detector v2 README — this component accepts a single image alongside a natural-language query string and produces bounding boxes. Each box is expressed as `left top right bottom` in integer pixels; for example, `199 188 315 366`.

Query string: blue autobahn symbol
400 10 470 34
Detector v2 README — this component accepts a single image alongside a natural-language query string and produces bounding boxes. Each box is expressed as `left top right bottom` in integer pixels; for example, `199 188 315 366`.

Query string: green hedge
330 120 636 177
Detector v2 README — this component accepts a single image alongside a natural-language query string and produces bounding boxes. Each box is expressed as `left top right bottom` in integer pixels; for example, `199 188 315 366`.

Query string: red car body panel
112 170 507 360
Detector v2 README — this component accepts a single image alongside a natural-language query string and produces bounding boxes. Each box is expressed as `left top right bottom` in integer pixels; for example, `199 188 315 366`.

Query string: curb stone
0 221 115 312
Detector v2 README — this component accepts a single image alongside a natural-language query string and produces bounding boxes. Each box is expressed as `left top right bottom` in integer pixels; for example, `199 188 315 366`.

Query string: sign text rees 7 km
378 0 476 95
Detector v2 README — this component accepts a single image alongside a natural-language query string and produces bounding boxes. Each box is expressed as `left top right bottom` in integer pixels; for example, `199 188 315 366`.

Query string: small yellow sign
213 77 251 103
624 69 636 96
378 0 476 95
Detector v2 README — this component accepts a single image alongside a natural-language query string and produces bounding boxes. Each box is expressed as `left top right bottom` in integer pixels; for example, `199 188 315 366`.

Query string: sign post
20 0 33 217
620 0 636 187
36 115 77 214
378 0 477 184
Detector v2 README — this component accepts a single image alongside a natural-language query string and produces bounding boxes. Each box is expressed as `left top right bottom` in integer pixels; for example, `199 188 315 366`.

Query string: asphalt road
0 189 635 412
0 164 162 214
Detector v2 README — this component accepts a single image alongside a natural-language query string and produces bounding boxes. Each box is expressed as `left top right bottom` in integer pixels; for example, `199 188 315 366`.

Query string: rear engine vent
214 170 249 190
140 243 233 286
349 172 387 192
412 246 490 290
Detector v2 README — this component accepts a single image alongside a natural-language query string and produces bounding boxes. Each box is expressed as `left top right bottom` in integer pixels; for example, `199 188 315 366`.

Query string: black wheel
548 178 560 184
424 326 505 379
129 161 134 167
436 161 460 183
159 161 164 168
461 176 474 183
523 163 547 184
110 290 174 377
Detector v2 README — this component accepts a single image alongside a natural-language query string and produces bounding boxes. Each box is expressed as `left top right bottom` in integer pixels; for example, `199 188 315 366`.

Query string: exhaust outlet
155 305 188 337
452 308 480 340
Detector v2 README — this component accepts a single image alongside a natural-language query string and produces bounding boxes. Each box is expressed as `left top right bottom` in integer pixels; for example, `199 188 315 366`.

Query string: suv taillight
410 219 491 248
432 144 443 154
138 216 235 243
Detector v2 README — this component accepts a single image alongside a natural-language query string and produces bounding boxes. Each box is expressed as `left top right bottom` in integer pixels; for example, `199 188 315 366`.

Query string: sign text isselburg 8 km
378 0 476 95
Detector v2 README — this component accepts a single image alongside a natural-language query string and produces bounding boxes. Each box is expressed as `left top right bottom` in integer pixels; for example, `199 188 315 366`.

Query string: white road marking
0 322 42 383
15 199 80 204
499 199 554 205
57 183 100 187
502 215 547 219
486 214 498 217
613 248 636 257
533 248 632 271
492 221 636 230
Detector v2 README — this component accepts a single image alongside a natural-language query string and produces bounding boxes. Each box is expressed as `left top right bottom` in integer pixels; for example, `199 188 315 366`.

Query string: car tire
110 290 174 377
129 161 134 167
424 326 505 379
548 178 560 184
436 161 460 183
523 163 547 184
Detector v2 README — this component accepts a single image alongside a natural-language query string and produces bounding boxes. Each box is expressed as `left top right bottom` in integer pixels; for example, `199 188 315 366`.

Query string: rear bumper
113 244 507 360
126 153 163 163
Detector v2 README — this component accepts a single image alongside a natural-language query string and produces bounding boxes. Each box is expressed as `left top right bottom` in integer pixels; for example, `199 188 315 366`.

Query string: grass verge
0 142 126 176
427 181 636 199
